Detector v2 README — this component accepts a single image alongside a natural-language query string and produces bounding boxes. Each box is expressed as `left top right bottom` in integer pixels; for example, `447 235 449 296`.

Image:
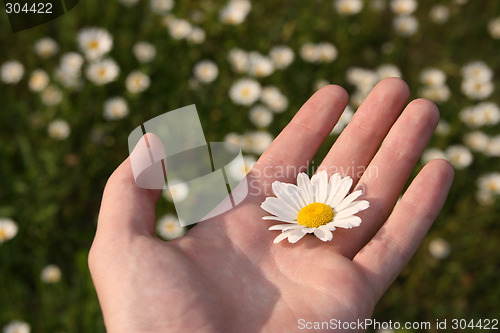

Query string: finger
353 159 454 300
95 134 164 241
331 98 440 258
319 78 410 183
251 85 348 198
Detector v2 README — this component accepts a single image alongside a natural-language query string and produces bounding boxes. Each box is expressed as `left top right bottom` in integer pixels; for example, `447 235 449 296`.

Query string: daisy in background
104 97 129 120
1 60 24 84
193 60 219 84
228 155 256 180
41 85 63 107
40 265 62 284
34 37 58 59
269 45 294 69
86 58 120 85
334 0 363 15
229 78 262 106
28 69 50 92
393 15 419 37
133 41 157 63
260 86 288 113
390 0 417 15
2 321 30 333
77 27 113 60
228 48 250 73
125 71 151 93
47 119 70 140
0 218 18 244
163 180 189 202
157 214 186 240
187 27 206 44
150 0 174 14
249 104 273 128
261 171 369 244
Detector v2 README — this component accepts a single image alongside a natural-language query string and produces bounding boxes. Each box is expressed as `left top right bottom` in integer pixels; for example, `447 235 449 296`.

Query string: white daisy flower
28 69 50 92
314 79 330 91
2 321 30 333
1 60 24 84
228 48 250 73
47 119 70 140
60 52 84 75
464 131 489 152
419 85 451 103
229 78 262 106
435 120 451 136
488 17 500 39
420 68 446 86
317 42 338 63
224 132 241 146
120 0 139 7
376 64 402 79
485 136 500 157
269 45 294 69
393 15 419 37
34 37 58 59
104 97 129 120
157 214 186 240
300 43 320 63
261 171 369 244
390 0 417 15
187 27 206 44
428 237 451 259
334 0 363 15
249 104 273 128
461 79 494 100
248 52 275 78
241 131 273 154
228 155 256 180
219 0 251 25
445 145 473 169
260 86 288 113
429 5 450 24
167 18 192 40
421 148 447 164
125 70 150 93
150 0 174 14
0 218 18 244
40 264 62 284
77 27 113 60
86 58 120 85
133 41 157 63
193 60 219 84
461 61 493 82
163 180 189 202
478 173 500 195
41 85 63 107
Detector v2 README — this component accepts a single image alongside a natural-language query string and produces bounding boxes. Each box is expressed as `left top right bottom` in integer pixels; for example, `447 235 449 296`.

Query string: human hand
88 78 454 332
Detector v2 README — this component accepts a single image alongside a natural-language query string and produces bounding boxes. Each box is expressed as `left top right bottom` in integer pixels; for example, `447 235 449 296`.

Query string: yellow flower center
0 229 6 240
297 202 334 228
88 40 99 49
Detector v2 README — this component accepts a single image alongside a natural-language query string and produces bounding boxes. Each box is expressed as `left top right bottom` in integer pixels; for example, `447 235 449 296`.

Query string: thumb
95 133 165 241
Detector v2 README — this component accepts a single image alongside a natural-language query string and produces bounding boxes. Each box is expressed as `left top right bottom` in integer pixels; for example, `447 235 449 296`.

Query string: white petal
327 176 353 208
334 190 363 211
297 172 314 203
328 216 362 229
271 182 300 215
313 171 329 203
272 182 303 212
281 183 308 208
262 216 297 223
314 228 333 242
334 200 369 219
269 224 303 231
261 197 298 220
273 230 293 244
288 228 308 243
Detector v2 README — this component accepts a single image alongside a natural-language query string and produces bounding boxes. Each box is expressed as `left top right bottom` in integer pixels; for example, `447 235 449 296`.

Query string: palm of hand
89 79 454 332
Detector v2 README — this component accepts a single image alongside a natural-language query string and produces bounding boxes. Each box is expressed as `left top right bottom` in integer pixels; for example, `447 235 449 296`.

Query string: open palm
89 78 454 332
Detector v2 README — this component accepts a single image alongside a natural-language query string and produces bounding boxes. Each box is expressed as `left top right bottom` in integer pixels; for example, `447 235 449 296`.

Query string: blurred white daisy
419 85 451 103
120 0 139 7
1 60 24 84
390 0 417 15
133 41 157 63
428 237 451 259
228 48 249 73
248 52 275 78
435 120 451 136
77 27 113 60
241 131 273 154
488 17 500 39
314 79 330 91
0 218 18 244
261 171 369 244
269 45 294 69
163 180 189 202
421 148 447 164
260 86 288 113
41 264 62 284
34 37 59 59
393 15 419 36
371 0 387 11
376 64 402 79
249 105 273 128
485 136 500 157
157 214 186 240
478 173 500 195
228 155 256 180
150 0 174 14
461 61 493 82
461 79 494 100
41 85 63 107
60 52 84 74
420 68 446 86
2 321 30 333
86 58 120 85
125 71 150 93
429 5 450 24
229 78 262 106
104 97 129 120
187 27 206 44
300 43 320 63
445 145 473 169
219 0 251 25
193 60 219 84
464 131 489 152
28 69 50 92
317 42 338 63
55 67 81 89
167 18 192 40
48 119 70 140
334 0 363 15
224 132 241 146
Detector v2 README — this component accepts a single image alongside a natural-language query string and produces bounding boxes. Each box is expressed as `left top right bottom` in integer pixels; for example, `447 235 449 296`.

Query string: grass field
1 0 499 331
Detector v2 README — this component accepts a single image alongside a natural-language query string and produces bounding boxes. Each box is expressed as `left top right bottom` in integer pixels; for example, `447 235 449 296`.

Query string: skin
89 78 455 332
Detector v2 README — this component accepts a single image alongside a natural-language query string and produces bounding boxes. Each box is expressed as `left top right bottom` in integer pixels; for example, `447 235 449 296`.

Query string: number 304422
5 2 53 14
